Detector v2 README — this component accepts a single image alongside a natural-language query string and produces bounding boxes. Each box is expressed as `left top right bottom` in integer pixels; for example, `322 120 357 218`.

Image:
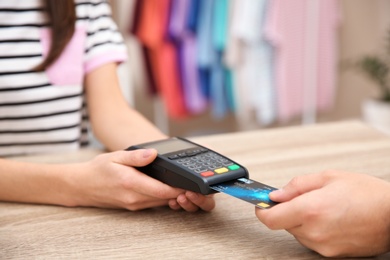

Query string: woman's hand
255 171 390 257
70 149 215 212
168 192 215 212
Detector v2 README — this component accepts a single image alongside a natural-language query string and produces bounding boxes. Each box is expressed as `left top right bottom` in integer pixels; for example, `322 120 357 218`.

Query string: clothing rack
113 0 340 135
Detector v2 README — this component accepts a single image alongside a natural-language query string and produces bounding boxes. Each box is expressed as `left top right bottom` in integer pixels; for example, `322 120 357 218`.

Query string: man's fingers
270 172 331 202
255 194 310 230
257 172 334 229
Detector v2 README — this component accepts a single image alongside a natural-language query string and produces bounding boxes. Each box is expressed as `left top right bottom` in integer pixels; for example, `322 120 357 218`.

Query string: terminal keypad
168 148 241 177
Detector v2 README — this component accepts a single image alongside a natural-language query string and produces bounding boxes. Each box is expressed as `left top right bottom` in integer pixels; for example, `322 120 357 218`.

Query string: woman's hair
34 0 76 71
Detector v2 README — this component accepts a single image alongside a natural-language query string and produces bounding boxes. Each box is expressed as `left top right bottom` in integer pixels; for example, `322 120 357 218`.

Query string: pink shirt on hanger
265 0 341 122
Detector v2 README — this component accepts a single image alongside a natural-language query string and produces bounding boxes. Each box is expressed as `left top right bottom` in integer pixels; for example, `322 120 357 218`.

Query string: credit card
210 178 278 209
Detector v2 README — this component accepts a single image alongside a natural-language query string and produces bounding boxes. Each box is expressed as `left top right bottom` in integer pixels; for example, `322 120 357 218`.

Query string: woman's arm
0 148 214 211
83 62 216 211
0 157 78 206
85 62 166 151
0 149 178 209
0 62 215 212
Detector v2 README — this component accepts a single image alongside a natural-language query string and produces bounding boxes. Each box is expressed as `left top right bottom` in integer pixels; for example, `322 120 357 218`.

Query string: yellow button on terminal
215 167 229 174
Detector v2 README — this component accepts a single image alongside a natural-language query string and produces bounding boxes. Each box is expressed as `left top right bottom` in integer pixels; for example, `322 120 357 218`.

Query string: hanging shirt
210 0 230 119
225 0 276 128
186 0 200 34
0 0 127 157
168 0 207 115
197 0 232 119
265 0 341 122
128 0 158 95
135 0 187 119
196 0 215 69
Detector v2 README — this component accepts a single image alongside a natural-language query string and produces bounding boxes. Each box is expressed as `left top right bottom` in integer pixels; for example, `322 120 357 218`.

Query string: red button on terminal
201 171 214 177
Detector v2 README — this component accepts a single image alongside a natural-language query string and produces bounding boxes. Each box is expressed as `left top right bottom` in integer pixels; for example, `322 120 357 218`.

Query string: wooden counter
1 121 390 259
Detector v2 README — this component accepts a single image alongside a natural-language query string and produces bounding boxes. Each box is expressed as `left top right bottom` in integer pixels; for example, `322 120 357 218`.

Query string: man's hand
255 171 390 257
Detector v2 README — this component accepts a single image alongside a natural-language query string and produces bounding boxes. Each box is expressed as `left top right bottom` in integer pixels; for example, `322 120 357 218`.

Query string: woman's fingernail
142 149 154 158
178 194 187 204
187 191 198 200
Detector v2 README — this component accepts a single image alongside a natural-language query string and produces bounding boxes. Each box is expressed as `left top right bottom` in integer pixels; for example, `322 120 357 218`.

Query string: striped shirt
0 0 127 157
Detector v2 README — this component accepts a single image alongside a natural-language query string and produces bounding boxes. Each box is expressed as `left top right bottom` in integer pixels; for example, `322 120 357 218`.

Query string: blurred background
108 0 390 137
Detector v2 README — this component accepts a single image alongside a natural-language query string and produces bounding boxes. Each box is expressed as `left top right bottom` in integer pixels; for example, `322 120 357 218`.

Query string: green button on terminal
228 164 240 171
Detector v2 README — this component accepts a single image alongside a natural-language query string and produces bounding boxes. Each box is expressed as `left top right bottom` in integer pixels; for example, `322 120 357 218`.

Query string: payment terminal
126 137 249 195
